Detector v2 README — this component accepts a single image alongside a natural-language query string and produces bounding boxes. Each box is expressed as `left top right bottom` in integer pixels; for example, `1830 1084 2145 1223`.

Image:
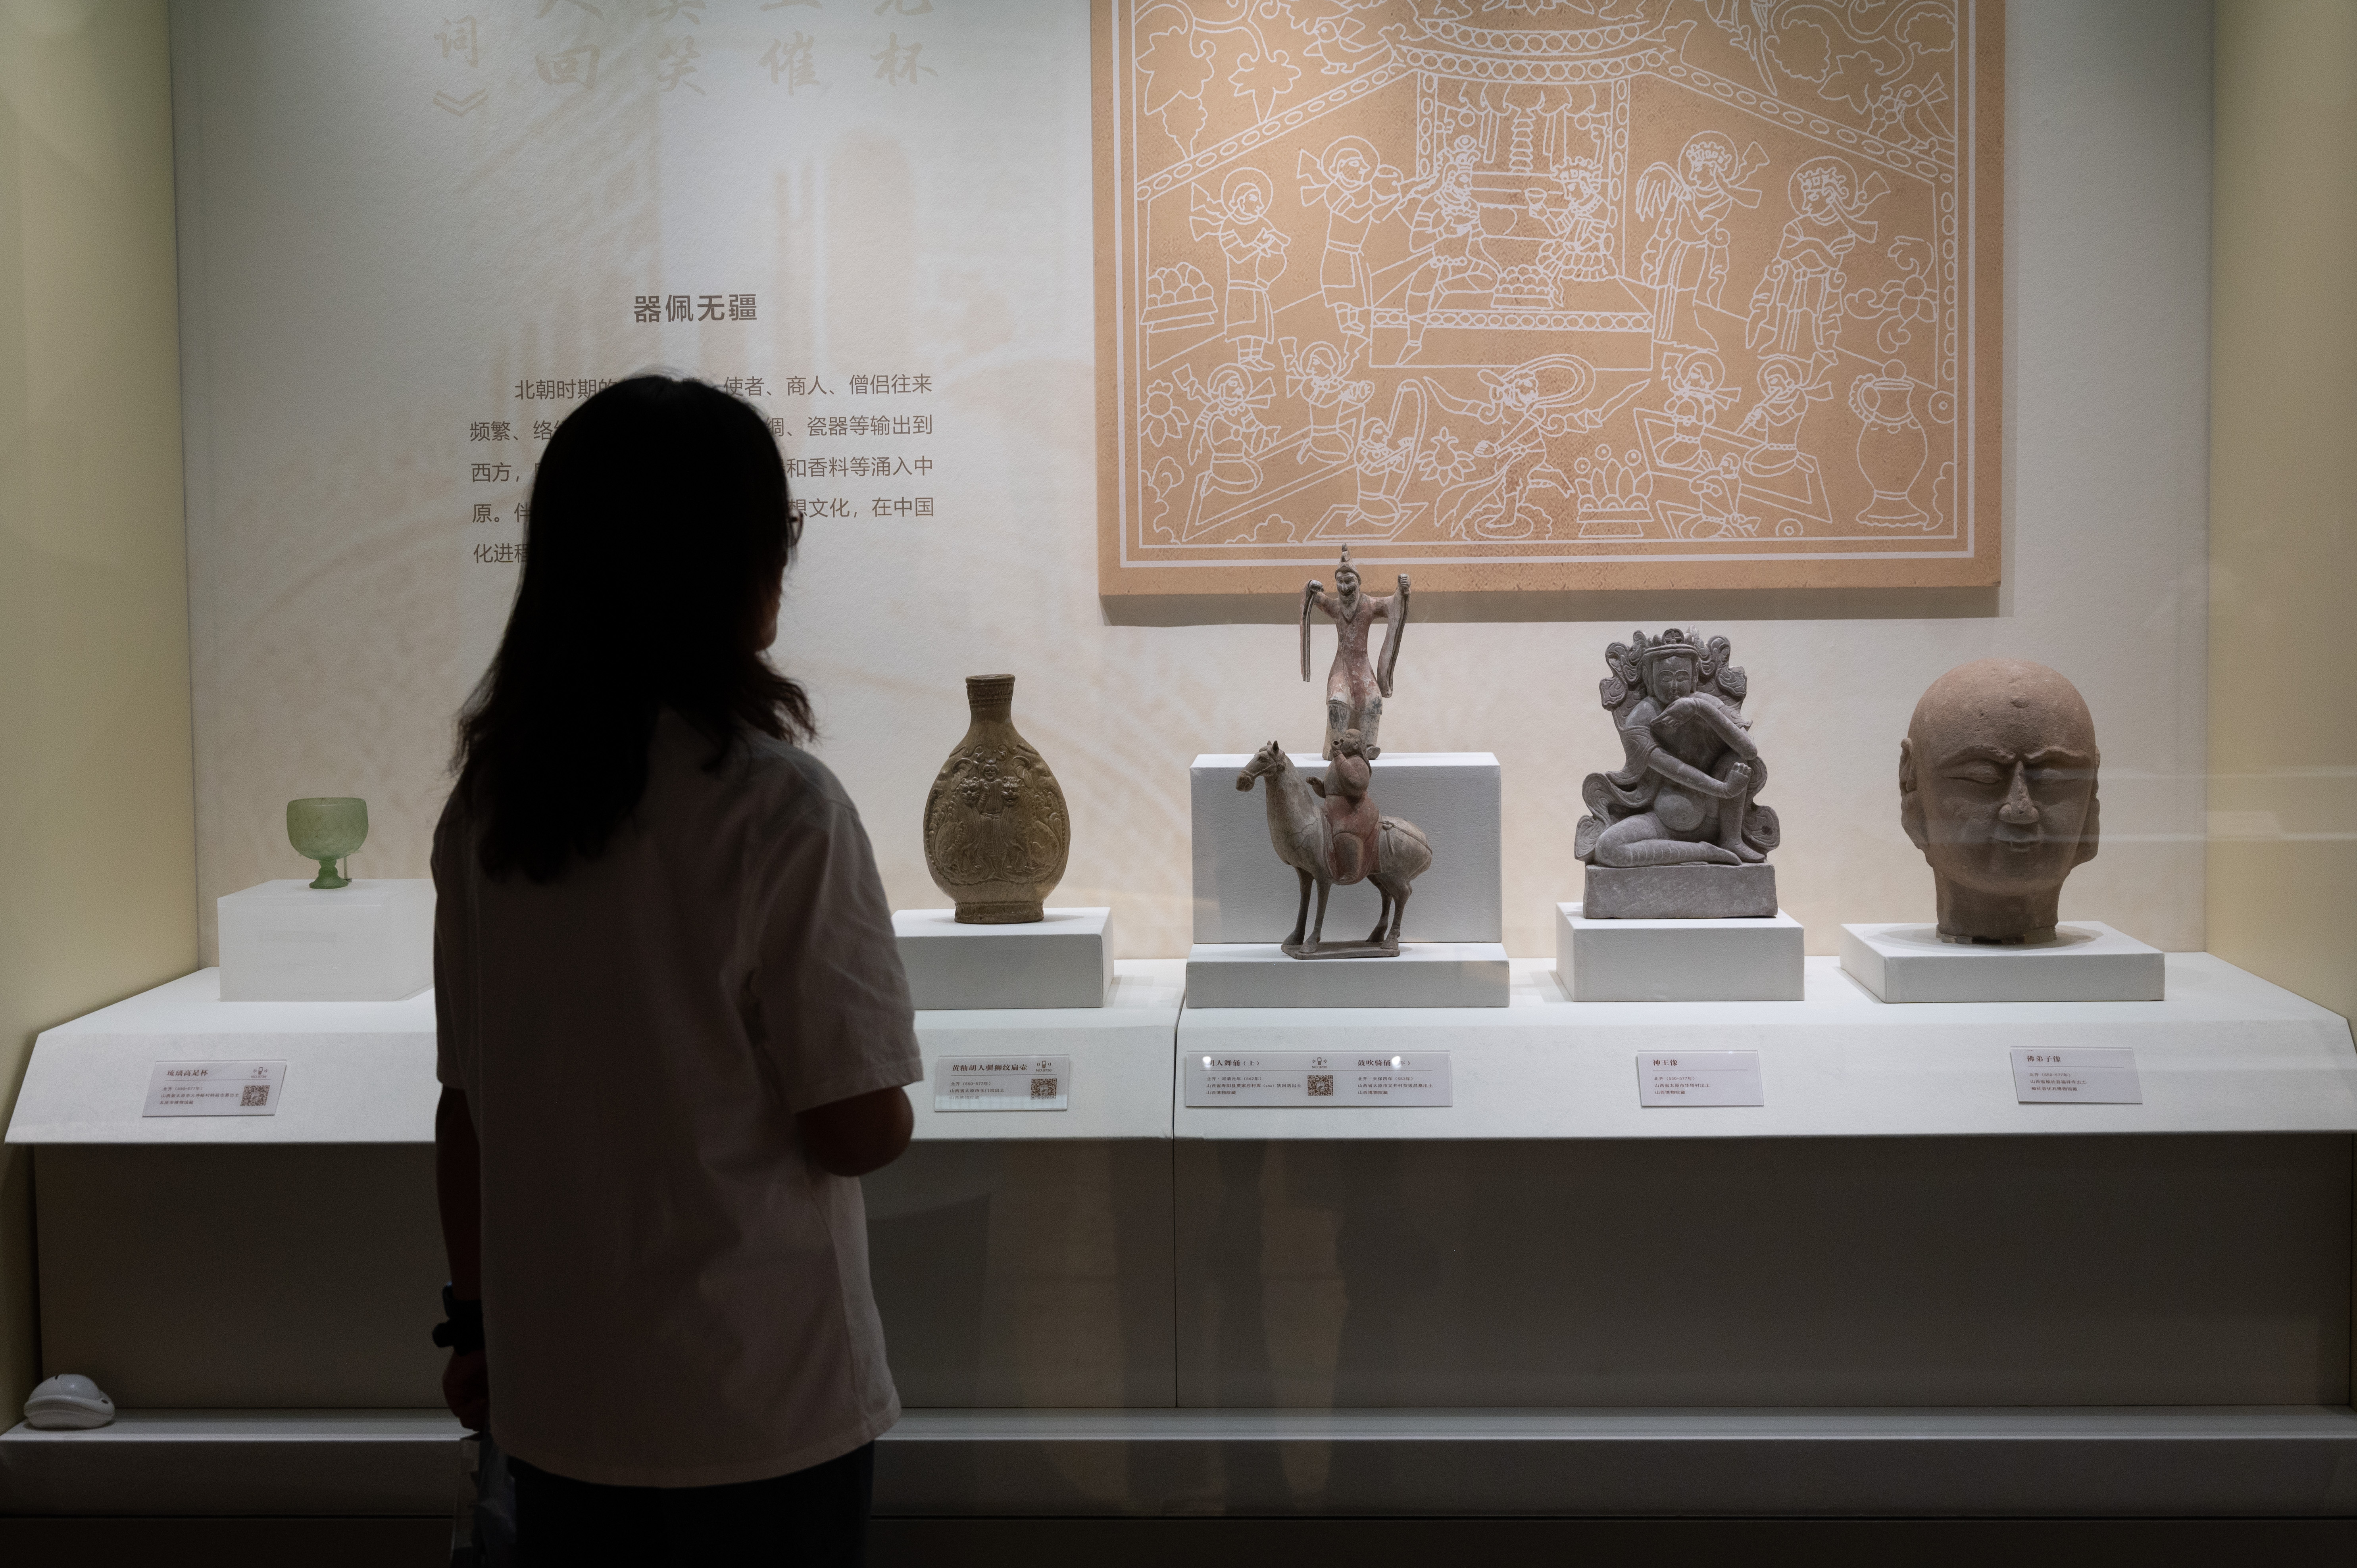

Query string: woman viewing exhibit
429 376 921 1561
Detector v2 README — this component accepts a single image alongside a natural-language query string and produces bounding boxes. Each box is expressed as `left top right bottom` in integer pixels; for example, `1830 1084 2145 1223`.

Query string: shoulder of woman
737 735 861 823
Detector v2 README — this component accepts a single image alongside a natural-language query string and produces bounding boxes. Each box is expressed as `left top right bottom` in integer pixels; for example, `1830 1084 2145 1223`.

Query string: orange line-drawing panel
1096 0 2003 596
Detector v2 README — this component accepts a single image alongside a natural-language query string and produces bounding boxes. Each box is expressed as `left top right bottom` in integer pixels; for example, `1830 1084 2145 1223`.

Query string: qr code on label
1306 1074 1334 1097
1030 1077 1059 1100
240 1085 270 1107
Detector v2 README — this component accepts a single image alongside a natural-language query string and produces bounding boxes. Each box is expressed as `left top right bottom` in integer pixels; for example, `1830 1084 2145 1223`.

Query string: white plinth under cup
1839 922 2166 1003
1192 753 1501 945
216 880 433 1002
1185 943 1511 1009
1557 903 1805 1003
1581 863 1778 920
893 908 1114 1010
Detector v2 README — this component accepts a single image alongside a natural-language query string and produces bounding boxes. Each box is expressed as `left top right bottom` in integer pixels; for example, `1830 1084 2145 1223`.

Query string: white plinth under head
1841 922 2165 1003
216 879 433 1002
892 907 1113 1010
1557 903 1805 1003
1190 753 1502 944
1186 943 1511 1009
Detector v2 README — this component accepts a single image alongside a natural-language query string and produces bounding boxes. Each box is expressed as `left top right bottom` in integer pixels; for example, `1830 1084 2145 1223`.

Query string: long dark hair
454 375 812 880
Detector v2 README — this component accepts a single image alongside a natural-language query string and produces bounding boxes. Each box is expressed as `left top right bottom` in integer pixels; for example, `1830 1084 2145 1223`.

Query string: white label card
1185 1051 1450 1107
1638 1051 1765 1108
2011 1047 2142 1104
144 1061 288 1118
933 1055 1070 1112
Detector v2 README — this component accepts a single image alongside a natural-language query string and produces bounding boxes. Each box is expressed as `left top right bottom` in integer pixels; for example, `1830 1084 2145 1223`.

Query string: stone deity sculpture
1900 658 2099 943
1574 629 1780 917
1301 544 1409 758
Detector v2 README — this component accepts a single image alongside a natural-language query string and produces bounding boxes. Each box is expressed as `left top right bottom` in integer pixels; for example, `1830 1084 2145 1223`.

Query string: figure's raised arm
1421 377 1494 420
1377 575 1410 697
1300 579 1322 682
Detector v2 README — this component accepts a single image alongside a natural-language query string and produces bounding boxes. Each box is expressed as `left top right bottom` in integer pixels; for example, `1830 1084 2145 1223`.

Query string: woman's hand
444 1349 488 1431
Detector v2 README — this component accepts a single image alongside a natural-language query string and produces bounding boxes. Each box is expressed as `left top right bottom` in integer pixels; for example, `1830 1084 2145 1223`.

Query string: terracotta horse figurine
1234 734 1434 958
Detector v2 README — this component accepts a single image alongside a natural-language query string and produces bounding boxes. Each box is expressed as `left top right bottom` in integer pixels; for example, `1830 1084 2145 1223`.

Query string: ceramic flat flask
922 674 1071 924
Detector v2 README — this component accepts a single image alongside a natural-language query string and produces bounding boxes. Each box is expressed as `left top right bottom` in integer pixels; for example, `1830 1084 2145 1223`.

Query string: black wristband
432 1282 485 1356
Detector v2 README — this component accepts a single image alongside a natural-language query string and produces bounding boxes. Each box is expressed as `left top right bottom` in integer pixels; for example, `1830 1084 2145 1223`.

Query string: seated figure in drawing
1182 365 1277 537
1734 352 1836 480
1300 544 1409 758
1280 337 1373 466
1575 628 1779 868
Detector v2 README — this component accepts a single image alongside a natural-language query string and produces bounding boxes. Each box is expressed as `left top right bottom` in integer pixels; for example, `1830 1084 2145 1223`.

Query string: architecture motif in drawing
1101 0 1988 588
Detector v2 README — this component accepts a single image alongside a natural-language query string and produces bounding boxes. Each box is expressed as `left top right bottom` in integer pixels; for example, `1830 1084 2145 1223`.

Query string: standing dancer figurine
1300 544 1409 759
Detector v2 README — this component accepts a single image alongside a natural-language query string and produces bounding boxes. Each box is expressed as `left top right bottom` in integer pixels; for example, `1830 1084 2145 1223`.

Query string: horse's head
1234 740 1288 792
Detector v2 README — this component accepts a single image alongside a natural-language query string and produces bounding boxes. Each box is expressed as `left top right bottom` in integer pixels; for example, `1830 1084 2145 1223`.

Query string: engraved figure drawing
1102 0 1990 590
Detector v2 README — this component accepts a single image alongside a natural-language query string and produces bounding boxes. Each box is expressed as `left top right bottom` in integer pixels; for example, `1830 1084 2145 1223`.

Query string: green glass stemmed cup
286 797 369 890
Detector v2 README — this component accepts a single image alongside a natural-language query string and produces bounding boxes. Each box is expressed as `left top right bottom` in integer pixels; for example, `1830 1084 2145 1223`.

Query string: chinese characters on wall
465 362 943 565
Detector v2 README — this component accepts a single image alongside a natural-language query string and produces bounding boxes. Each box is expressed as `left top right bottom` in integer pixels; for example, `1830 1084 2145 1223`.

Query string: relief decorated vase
1848 359 1930 528
923 673 1070 923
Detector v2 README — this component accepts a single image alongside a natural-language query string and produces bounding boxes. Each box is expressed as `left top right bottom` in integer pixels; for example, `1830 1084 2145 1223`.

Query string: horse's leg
1309 878 1331 950
1366 881 1393 944
1287 867 1312 948
1384 885 1410 951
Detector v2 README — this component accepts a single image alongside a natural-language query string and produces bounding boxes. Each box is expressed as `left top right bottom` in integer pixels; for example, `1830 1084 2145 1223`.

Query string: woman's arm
798 1084 913 1178
434 1086 489 1429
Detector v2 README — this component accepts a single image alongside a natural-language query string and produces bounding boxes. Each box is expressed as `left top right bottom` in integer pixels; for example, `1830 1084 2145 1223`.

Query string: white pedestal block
1840 922 2166 1003
1191 753 1501 944
892 908 1113 1010
1185 943 1511 1009
217 880 433 1002
1557 903 1804 1002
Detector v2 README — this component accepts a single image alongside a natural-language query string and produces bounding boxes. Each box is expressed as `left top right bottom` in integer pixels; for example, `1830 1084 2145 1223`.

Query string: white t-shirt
433 711 923 1488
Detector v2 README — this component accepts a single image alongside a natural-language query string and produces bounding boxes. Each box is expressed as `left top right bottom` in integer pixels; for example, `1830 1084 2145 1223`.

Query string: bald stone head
1899 659 2100 943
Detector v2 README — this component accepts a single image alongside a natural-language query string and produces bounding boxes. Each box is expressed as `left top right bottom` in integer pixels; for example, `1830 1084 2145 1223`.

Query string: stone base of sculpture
1186 942 1511 1009
1556 902 1803 1002
1839 922 2164 1004
1582 863 1777 920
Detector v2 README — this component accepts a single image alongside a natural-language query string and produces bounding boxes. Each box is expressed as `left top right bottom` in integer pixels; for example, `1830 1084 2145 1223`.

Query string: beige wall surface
2208 0 2357 1023
0 0 197 1419
171 0 2208 966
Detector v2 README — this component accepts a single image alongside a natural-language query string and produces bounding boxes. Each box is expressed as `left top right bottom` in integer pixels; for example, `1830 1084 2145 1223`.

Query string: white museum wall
0 2 197 1417
170 0 2210 963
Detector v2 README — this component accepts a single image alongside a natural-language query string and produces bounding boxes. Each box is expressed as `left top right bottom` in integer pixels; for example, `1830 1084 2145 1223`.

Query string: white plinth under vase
1185 943 1512 1009
892 908 1114 1010
1191 752 1502 944
216 880 434 1002
1840 922 2165 1003
1556 903 1805 1003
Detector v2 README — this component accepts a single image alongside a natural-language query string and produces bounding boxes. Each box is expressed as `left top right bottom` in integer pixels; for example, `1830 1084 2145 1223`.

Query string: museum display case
4 0 2356 1551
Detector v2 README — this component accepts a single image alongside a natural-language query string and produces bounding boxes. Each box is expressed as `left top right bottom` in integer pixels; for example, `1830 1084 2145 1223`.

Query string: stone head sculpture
1899 659 2099 944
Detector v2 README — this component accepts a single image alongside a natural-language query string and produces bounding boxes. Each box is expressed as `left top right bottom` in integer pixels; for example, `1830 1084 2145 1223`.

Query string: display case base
893 907 1113 1010
1185 943 1511 1009
1841 922 2165 1003
215 880 432 1002
1557 903 1804 1002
